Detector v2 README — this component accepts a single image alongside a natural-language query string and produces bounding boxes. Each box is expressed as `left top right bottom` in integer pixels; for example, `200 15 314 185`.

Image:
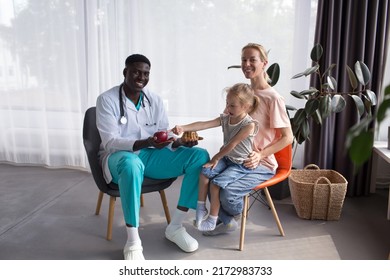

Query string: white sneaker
123 244 145 260
202 218 238 236
165 226 198 252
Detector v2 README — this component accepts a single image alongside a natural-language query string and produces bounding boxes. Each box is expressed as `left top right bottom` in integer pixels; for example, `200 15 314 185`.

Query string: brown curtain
304 0 390 196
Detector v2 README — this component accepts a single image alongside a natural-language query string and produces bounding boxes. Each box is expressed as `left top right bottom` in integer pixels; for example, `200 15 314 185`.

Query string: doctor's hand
172 137 198 149
148 136 174 149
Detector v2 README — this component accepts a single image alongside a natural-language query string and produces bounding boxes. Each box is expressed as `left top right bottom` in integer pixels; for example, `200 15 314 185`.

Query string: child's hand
170 125 184 135
203 158 219 170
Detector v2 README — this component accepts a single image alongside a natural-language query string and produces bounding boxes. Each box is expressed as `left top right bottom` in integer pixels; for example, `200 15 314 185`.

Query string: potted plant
290 43 377 147
346 84 390 165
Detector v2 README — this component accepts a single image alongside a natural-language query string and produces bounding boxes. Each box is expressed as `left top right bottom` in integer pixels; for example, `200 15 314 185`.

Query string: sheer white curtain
0 0 317 169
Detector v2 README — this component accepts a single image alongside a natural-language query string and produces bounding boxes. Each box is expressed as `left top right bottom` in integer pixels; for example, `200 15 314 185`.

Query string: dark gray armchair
82 107 175 240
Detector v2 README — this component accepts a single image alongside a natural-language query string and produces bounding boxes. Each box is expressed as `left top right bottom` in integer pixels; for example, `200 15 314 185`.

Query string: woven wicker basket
288 164 348 220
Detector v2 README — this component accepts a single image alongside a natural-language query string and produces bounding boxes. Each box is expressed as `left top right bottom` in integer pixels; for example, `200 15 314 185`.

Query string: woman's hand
243 150 262 169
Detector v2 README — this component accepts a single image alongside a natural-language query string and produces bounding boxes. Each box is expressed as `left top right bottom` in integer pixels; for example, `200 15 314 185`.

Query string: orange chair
239 144 292 250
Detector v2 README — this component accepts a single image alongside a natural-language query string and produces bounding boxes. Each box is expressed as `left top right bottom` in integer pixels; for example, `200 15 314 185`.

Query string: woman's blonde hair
242 43 270 82
226 83 260 114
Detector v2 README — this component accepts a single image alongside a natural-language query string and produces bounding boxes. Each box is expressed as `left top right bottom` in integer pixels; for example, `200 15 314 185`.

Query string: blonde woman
204 43 294 236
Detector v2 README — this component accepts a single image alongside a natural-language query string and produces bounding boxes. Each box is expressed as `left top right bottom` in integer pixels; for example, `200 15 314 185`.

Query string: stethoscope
119 83 156 126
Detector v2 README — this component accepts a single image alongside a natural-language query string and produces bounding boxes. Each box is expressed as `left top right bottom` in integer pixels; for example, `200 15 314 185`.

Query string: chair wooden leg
106 196 116 241
140 194 144 207
95 191 104 215
239 194 249 251
159 190 171 224
264 187 285 236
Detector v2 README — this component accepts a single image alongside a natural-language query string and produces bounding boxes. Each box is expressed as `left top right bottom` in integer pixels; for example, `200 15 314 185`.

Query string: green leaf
327 76 337 90
331 95 346 113
292 108 307 126
363 90 377 106
300 119 310 139
355 61 371 85
350 116 372 134
305 99 319 115
292 72 305 79
312 110 322 125
227 65 240 69
319 95 331 119
348 130 374 166
300 88 319 96
377 98 390 124
295 132 306 145
351 95 365 117
291 90 305 99
303 65 320 76
385 84 390 96
267 63 280 86
322 83 330 89
294 119 310 145
346 116 373 147
286 105 297 111
291 117 301 137
292 121 300 136
310 43 323 62
323 63 336 77
346 65 358 89
363 98 373 117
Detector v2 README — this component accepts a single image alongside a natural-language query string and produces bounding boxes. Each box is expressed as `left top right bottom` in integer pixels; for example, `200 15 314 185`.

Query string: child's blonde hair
242 43 270 82
226 83 260 114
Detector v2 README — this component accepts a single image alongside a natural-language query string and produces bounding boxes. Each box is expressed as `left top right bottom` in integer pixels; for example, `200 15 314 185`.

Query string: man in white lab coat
96 54 209 260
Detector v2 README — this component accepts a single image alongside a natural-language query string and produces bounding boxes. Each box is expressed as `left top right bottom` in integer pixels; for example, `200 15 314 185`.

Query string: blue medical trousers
108 147 209 227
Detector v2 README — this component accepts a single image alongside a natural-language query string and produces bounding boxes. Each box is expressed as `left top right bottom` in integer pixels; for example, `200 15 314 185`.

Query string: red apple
154 131 168 143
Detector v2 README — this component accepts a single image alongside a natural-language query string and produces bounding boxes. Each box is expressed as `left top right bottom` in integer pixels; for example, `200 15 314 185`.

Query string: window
0 0 317 168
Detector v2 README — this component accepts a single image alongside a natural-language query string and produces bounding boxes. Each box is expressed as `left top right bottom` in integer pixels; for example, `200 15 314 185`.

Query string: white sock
198 215 218 231
125 227 141 247
166 208 187 233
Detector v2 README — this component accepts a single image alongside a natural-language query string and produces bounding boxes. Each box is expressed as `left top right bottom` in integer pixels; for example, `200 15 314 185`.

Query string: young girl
171 83 260 231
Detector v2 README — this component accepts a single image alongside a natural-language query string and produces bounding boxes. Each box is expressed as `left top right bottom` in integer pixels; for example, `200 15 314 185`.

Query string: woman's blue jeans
202 157 275 225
